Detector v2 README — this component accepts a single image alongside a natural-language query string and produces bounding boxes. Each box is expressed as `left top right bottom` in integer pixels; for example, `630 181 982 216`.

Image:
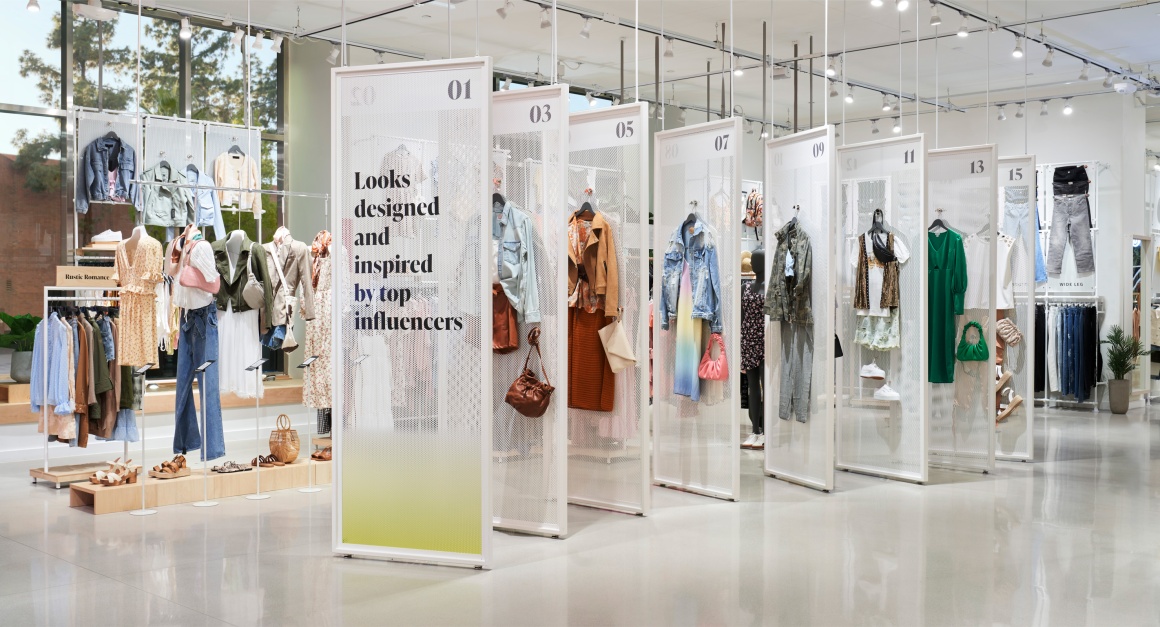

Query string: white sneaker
742 433 758 449
874 384 901 401
753 435 765 450
860 361 886 380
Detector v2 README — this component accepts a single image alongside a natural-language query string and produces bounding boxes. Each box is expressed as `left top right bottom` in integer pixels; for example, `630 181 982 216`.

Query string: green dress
928 230 967 384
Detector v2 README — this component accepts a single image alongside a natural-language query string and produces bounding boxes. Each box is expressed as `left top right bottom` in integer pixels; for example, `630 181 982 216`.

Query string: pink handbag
698 333 729 381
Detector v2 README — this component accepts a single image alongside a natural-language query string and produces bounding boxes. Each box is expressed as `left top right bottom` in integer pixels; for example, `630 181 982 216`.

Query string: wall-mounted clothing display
928 229 968 384
113 232 164 367
213 150 261 212
1047 166 1095 275
1041 303 1102 403
492 201 541 324
138 163 195 228
567 209 618 412
185 164 226 240
76 135 137 214
303 231 333 411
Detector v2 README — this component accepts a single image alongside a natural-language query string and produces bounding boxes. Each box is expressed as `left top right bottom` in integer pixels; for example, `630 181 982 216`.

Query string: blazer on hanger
263 235 317 328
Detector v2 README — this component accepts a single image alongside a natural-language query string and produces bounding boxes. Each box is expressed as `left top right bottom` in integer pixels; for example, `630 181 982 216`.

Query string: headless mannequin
226 230 245 280
123 225 145 258
744 249 766 441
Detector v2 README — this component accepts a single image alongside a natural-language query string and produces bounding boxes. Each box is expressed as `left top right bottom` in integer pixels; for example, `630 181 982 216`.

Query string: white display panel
997 155 1037 462
566 103 651 516
490 84 569 537
762 126 836 492
926 145 998 474
142 117 205 174
836 135 928 483
652 117 742 501
73 109 139 213
331 58 492 568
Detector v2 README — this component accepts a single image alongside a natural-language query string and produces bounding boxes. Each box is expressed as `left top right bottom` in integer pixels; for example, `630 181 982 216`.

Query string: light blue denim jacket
186 165 227 239
30 314 75 416
493 201 541 324
660 216 724 333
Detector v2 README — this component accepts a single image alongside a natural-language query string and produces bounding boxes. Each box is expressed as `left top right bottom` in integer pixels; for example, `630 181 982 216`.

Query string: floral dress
303 252 332 409
114 235 164 367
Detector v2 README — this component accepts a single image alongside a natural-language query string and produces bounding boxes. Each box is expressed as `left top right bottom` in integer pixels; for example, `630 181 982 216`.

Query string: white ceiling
149 0 1160 127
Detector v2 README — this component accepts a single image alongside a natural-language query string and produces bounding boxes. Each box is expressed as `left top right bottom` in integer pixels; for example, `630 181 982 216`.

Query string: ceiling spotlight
760 124 769 139
179 17 192 40
1039 100 1049 116
1062 99 1073 115
826 57 837 77
648 103 657 117
1016 102 1025 118
1012 35 1023 58
957 13 969 37
1079 62 1090 81
252 31 266 50
540 8 551 29
678 108 687 123
1042 47 1054 68
892 98 901 112
497 0 513 19
845 85 855 104
733 56 744 76
745 120 754 135
221 14 233 27
557 61 565 78
376 51 385 64
27 0 40 13
664 38 675 58
579 17 592 38
502 77 512 90
997 105 1007 121
871 119 880 134
270 33 284 53
896 0 909 12
829 80 839 98
586 91 596 107
1153 159 1160 172
230 27 243 48
871 0 883 7
1103 70 1115 88
327 44 340 65
882 94 892 111
892 118 901 133
929 2 942 26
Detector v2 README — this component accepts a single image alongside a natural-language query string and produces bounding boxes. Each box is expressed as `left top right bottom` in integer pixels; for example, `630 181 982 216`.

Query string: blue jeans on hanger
173 303 224 461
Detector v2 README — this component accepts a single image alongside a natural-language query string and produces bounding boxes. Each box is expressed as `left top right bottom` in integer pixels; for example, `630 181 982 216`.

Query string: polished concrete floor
1 407 1158 626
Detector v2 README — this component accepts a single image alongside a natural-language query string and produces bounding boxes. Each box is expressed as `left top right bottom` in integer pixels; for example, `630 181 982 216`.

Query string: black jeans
747 365 764 435
1052 165 1089 196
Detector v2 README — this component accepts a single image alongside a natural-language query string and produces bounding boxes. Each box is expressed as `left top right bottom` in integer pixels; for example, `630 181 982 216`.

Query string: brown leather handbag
505 328 554 417
493 283 519 354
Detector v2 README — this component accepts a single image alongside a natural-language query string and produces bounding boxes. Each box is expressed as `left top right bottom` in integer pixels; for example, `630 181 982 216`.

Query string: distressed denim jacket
76 136 137 214
660 216 723 333
764 221 813 324
493 201 541 323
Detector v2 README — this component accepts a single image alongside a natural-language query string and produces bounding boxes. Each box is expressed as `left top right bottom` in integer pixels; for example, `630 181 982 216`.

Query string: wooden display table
69 460 331 514
31 462 111 489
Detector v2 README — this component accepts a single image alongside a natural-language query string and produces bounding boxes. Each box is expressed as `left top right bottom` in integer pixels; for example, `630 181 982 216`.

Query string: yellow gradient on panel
342 433 481 555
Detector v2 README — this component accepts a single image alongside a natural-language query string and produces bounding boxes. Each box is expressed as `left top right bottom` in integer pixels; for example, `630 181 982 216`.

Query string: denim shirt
76 136 137 214
186 165 226 238
660 216 724 333
30 315 74 415
492 201 541 324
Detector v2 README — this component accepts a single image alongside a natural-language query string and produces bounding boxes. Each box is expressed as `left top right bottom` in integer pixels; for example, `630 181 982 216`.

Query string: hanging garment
568 307 616 412
76 135 137 213
263 234 317 329
1046 195 1095 275
659 215 722 332
765 221 813 324
493 201 541 324
928 230 968 384
994 233 1016 310
31 314 76 438
672 262 703 401
303 252 332 410
779 322 813 422
185 164 226 240
852 232 911 317
568 211 620 314
138 163 196 228
354 335 394 430
114 234 164 367
379 147 427 238
174 303 224 461
213 151 261 212
855 311 901 351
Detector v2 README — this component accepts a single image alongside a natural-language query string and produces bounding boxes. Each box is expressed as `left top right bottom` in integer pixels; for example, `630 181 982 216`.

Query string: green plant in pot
0 312 42 384
1101 324 1149 414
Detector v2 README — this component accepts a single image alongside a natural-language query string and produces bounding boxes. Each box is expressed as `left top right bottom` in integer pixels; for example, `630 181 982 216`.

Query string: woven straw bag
269 414 300 463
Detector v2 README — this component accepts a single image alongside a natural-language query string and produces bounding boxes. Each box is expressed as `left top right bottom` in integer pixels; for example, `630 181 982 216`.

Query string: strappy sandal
320 447 332 461
149 456 192 479
219 461 251 473
251 455 283 468
997 390 1024 424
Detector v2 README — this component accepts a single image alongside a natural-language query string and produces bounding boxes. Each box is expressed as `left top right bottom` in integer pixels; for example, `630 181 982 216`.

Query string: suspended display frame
652 117 743 501
331 58 493 569
835 134 929 484
490 84 570 537
926 145 998 474
566 102 651 516
996 155 1037 462
762 126 837 492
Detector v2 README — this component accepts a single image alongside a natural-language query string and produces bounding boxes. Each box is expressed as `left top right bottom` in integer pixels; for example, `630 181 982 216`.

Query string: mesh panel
75 110 140 211
204 123 261 170
652 118 742 501
762 127 835 491
996 156 1036 461
926 147 997 473
836 136 928 483
142 117 205 172
333 61 490 564
490 86 568 536
566 104 650 515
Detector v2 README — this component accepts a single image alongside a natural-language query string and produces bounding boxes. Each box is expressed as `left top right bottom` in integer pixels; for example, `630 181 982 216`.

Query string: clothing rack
1035 295 1104 412
34 287 123 486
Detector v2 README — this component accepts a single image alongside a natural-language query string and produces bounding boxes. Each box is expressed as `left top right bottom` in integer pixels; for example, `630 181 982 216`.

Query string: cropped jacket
660 215 723 333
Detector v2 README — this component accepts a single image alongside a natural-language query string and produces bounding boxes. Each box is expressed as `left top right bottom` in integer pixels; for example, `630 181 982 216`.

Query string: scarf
311 230 332 289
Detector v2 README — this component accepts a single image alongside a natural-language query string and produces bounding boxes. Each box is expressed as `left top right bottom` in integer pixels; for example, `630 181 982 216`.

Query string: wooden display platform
0 382 30 403
69 460 332 514
31 462 111 489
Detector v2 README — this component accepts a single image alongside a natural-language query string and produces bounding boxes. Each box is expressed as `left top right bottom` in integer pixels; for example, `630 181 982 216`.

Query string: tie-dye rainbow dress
673 261 702 400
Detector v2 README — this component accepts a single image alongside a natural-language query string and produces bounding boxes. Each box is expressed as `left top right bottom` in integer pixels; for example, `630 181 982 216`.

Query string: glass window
67 12 178 116
192 27 280 132
1 1 62 109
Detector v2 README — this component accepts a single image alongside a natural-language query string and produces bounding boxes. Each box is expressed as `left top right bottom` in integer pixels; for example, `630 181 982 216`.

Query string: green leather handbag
956 320 989 362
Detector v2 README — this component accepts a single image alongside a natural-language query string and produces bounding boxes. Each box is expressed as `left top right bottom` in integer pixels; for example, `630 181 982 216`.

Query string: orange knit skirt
568 307 615 412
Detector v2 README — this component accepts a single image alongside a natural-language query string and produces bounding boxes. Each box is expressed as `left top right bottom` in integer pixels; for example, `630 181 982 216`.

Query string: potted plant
0 312 41 384
1102 324 1149 414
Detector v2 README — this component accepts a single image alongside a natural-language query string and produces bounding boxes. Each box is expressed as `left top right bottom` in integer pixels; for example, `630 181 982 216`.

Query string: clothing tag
785 251 795 277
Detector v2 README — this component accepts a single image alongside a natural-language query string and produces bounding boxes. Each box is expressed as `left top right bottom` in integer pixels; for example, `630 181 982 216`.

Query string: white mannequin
273 226 290 245
123 225 145 257
226 229 246 279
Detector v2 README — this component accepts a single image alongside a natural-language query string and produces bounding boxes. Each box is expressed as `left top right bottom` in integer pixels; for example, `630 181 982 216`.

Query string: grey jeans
1046 194 1095 275
779 322 813 423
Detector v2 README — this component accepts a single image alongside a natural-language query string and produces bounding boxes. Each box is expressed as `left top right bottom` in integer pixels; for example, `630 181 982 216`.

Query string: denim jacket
76 136 137 214
493 201 541 323
138 163 195 228
764 221 813 324
660 216 723 333
186 165 226 238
